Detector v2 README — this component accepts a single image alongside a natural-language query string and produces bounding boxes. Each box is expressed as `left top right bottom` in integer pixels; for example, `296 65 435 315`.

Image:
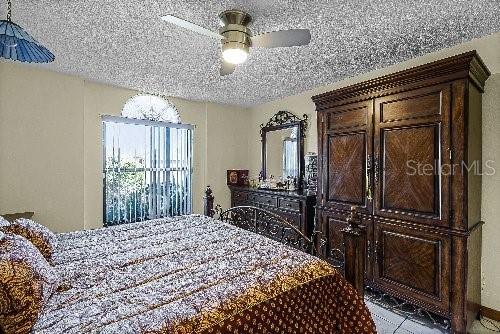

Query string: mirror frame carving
260 111 308 188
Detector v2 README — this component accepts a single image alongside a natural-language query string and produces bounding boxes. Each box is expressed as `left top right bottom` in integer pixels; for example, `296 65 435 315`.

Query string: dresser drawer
249 194 277 207
278 198 301 212
232 191 248 202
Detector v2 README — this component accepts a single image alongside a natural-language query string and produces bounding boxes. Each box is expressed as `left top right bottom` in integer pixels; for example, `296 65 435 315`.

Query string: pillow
0 212 34 223
0 217 8 228
0 232 60 334
1 219 57 262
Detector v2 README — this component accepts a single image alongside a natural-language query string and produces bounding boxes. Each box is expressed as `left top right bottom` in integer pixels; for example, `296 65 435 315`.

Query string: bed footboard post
204 185 215 217
342 206 366 296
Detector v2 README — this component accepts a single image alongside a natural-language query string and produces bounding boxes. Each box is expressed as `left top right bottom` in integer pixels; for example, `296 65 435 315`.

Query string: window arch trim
121 93 181 124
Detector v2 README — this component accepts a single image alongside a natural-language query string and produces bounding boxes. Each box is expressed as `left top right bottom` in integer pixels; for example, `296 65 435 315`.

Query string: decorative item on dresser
226 169 249 186
304 152 318 194
312 51 490 333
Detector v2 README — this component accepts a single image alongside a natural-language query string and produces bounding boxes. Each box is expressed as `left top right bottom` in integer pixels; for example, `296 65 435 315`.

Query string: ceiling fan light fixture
161 9 311 75
222 43 249 65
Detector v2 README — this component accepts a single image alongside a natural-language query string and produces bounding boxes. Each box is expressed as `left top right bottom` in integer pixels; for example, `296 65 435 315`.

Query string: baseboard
481 306 500 321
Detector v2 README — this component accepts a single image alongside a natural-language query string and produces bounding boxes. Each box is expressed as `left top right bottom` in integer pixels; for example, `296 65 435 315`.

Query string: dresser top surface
229 186 316 200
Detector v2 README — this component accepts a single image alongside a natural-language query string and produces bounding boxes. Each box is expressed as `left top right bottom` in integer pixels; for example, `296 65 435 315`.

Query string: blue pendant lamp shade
0 0 54 63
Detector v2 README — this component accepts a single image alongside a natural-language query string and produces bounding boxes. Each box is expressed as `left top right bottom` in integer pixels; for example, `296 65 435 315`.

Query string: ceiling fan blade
161 15 224 40
252 29 311 48
220 61 236 76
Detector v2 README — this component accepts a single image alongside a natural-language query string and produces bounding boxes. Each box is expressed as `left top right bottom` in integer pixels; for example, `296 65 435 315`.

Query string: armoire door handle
367 240 371 259
374 156 380 184
366 154 373 200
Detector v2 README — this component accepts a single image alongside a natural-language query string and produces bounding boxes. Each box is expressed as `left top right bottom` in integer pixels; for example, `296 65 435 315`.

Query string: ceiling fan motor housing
219 10 252 54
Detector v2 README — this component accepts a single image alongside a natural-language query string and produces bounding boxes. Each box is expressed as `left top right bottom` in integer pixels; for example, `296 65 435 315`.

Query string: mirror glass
265 125 299 180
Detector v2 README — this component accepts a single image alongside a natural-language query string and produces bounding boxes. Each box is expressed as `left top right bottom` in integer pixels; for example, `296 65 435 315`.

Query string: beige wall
0 64 85 232
248 33 500 311
205 103 251 210
481 73 500 310
0 62 248 232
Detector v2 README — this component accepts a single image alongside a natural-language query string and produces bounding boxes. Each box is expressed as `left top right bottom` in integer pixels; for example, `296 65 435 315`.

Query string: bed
29 214 375 334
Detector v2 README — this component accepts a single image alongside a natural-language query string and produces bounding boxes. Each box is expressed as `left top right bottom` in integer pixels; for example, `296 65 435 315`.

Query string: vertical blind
102 115 193 226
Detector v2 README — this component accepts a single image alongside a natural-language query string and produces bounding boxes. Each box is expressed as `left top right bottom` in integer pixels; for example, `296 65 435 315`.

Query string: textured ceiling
3 1 500 106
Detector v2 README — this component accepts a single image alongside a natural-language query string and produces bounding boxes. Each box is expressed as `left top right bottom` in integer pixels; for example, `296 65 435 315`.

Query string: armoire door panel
321 101 373 213
374 222 450 312
381 231 438 295
374 85 451 227
327 132 366 205
381 125 439 216
326 216 348 264
380 90 443 123
327 104 368 130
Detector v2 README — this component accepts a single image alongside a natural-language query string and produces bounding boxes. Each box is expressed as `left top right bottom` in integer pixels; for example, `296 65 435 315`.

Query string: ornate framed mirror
260 111 308 189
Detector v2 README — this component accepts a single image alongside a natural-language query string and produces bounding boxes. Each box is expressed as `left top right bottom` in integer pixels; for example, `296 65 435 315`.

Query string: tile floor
367 300 500 333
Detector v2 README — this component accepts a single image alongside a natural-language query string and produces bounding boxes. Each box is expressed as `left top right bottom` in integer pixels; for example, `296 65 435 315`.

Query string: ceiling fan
161 9 311 76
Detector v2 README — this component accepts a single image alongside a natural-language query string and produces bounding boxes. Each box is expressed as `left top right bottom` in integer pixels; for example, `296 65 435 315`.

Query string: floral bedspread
33 215 375 334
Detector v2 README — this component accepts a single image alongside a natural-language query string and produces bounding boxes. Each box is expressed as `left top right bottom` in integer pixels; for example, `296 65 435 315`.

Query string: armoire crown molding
312 51 491 110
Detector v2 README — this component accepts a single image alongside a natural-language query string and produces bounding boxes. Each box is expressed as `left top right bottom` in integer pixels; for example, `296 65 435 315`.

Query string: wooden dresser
229 186 316 237
312 51 489 333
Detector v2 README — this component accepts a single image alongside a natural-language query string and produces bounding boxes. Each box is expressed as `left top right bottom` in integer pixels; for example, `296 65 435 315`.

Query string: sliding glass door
102 116 193 226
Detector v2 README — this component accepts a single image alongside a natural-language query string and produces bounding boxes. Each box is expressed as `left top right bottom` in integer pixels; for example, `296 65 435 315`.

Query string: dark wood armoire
312 51 490 333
